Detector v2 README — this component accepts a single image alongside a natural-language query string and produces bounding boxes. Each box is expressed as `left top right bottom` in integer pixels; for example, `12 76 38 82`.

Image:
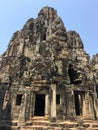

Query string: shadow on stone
0 101 12 130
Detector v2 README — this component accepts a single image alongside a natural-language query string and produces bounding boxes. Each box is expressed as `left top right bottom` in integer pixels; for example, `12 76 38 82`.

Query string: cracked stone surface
0 6 98 130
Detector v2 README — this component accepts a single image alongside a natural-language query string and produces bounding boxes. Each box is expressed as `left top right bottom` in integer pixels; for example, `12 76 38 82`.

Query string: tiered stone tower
0 6 98 130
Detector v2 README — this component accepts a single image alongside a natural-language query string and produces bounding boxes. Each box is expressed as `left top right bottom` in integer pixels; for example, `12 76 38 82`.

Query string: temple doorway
74 91 83 116
34 94 45 116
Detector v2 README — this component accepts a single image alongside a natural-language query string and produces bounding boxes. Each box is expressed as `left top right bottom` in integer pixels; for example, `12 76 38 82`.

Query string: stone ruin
0 6 98 129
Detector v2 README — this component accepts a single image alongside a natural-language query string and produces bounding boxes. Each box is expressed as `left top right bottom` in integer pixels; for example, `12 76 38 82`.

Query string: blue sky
0 0 98 58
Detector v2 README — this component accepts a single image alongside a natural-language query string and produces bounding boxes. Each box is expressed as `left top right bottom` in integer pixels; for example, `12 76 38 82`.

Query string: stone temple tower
0 6 98 129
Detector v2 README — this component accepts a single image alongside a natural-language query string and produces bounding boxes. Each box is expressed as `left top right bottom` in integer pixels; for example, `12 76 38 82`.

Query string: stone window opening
42 28 47 41
16 94 22 106
43 31 46 41
56 94 60 105
74 91 84 116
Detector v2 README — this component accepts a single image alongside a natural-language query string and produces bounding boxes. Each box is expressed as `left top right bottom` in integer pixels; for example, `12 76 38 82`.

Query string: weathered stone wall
0 6 98 127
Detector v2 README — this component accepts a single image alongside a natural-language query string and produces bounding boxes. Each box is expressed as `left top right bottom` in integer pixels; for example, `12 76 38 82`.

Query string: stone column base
17 119 25 126
50 117 56 122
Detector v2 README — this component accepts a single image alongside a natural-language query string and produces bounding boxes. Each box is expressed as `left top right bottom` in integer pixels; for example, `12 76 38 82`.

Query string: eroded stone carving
0 6 98 129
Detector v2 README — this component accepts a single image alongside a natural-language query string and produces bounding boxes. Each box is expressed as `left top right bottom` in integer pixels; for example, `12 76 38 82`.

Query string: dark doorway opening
43 32 46 41
34 94 45 116
16 94 22 106
74 91 82 116
56 94 60 105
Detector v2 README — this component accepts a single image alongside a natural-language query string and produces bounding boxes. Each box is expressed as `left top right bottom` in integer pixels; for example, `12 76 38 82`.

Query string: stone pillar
82 94 86 117
18 92 27 126
85 92 94 119
30 91 34 117
78 94 82 115
94 99 98 120
89 94 95 119
85 92 90 118
45 94 49 117
50 83 56 122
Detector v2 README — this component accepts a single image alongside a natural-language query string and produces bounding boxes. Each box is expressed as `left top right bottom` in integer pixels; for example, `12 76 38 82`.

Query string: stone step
86 129 98 130
1 125 98 130
25 120 98 129
26 121 50 126
1 119 98 130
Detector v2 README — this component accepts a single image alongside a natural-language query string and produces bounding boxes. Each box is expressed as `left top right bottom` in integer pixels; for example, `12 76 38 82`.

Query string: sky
0 0 98 58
